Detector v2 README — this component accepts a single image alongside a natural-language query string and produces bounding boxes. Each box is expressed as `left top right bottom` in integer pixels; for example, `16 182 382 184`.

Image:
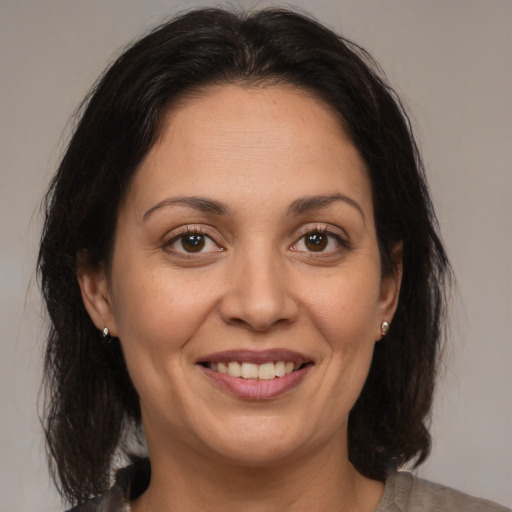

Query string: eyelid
294 223 349 241
290 223 351 253
163 225 224 255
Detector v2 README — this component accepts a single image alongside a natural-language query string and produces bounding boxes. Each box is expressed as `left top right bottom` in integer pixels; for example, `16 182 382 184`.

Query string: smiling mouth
198 351 314 399
201 361 310 380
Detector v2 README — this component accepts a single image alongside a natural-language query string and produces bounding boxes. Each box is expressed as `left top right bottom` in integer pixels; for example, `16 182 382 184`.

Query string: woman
38 7 509 512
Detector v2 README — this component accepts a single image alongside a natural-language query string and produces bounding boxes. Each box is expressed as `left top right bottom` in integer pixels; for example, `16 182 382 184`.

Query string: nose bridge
220 243 297 331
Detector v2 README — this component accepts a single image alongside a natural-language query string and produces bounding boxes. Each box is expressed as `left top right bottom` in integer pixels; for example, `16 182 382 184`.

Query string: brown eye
180 233 206 252
291 229 347 255
304 232 328 252
166 230 222 255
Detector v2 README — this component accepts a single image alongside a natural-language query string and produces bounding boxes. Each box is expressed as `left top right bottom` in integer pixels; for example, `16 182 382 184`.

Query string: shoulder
378 471 511 512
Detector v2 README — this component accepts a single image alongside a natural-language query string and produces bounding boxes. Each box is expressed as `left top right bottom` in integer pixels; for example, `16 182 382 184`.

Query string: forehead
124 84 372 218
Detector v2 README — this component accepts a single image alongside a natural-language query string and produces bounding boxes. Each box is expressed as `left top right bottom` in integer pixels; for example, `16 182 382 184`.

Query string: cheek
302 266 382 345
110 272 220 423
300 264 381 397
112 265 214 342
109 266 219 393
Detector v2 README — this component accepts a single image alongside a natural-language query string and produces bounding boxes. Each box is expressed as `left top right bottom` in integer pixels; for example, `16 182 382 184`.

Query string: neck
131 432 384 512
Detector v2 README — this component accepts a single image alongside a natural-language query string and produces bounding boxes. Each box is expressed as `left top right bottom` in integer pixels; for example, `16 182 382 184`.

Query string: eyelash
291 225 350 255
163 224 350 257
164 226 223 256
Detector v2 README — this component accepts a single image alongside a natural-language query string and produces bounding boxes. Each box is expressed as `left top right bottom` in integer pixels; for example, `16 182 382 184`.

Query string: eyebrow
287 194 366 222
143 196 230 220
143 193 365 222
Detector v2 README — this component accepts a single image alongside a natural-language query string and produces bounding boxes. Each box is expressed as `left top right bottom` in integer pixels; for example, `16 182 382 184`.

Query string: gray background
1 1 511 510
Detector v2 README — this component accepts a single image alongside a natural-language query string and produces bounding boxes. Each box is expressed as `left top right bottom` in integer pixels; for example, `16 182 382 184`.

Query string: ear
376 242 403 340
76 251 118 337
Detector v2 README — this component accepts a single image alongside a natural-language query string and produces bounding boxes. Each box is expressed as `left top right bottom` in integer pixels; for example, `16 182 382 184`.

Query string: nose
219 249 299 332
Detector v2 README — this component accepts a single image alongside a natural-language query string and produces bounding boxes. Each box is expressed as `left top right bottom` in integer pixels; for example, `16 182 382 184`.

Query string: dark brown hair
39 7 450 505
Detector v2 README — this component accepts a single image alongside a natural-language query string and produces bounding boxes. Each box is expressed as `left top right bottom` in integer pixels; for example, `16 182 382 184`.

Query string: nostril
227 317 258 330
225 315 291 333
218 268 299 332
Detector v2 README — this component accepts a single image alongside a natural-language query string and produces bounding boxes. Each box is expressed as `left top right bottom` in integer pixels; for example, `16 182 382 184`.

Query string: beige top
377 471 510 512
68 465 511 511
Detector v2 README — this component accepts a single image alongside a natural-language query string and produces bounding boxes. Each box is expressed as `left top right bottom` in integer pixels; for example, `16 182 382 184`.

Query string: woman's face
80 84 400 466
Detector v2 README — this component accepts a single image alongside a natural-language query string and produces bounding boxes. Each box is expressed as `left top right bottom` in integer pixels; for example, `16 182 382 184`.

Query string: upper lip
197 349 312 366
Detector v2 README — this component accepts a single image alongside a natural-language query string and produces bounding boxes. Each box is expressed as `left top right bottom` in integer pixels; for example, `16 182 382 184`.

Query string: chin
212 440 307 467
194 414 325 467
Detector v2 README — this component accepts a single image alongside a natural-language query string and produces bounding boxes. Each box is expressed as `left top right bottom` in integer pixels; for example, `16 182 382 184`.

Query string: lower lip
199 365 312 400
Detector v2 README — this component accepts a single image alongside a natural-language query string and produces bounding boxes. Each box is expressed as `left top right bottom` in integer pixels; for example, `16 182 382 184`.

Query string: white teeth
275 361 286 377
241 362 258 379
258 362 276 380
227 361 242 377
208 360 304 379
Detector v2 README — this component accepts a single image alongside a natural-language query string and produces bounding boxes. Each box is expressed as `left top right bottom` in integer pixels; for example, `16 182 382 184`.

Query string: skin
78 84 402 511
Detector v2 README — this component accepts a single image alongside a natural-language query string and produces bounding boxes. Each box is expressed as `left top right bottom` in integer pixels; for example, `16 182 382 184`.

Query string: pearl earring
101 327 112 343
